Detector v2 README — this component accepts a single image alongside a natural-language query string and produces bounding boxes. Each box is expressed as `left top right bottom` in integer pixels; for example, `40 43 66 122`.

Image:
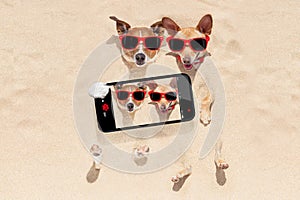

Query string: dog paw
215 160 229 170
88 82 109 98
200 110 211 125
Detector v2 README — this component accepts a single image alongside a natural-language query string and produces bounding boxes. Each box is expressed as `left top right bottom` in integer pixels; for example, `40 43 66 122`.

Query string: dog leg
200 91 213 125
214 140 229 169
171 165 192 182
94 160 101 170
90 144 103 170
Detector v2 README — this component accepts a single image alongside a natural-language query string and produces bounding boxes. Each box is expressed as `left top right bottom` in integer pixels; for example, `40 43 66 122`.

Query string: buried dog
161 15 213 125
162 15 212 79
110 16 164 78
161 15 229 170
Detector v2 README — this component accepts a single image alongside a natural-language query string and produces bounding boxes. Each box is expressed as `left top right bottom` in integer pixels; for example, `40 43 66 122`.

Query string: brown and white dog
162 15 213 125
147 78 178 122
110 16 164 78
162 15 229 170
162 15 213 126
162 15 212 80
113 83 147 126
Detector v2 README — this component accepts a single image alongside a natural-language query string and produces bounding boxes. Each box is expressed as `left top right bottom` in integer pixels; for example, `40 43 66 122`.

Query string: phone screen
94 73 195 132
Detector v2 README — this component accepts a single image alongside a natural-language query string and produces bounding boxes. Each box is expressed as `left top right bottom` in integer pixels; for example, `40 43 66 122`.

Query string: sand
1 0 300 199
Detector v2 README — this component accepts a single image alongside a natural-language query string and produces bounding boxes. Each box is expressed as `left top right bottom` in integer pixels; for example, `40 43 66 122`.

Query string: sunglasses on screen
166 35 210 52
116 90 146 101
148 91 177 102
119 35 163 50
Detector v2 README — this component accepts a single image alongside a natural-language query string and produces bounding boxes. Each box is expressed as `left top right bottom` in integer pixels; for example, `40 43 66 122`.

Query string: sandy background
1 0 300 199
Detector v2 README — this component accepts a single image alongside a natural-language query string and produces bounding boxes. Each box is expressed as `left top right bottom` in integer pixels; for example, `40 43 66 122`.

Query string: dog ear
169 77 177 89
114 83 123 90
137 82 147 90
146 81 158 90
109 16 131 35
150 21 164 36
196 14 213 35
162 17 181 36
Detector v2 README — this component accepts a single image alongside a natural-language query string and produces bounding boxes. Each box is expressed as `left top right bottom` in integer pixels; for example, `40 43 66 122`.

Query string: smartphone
94 73 195 132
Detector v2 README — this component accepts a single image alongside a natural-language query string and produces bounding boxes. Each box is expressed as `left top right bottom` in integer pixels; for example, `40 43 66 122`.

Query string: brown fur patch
176 28 206 39
122 27 159 59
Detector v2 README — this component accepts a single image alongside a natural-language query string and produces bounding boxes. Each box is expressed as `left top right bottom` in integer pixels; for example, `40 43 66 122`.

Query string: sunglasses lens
190 38 207 51
117 91 129 100
145 37 161 50
165 92 177 101
168 39 184 51
149 92 161 101
122 36 138 49
133 91 145 101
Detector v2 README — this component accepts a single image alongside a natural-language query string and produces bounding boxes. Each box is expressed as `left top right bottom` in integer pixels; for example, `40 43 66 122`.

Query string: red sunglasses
116 90 146 101
148 91 177 102
119 35 163 50
166 35 210 52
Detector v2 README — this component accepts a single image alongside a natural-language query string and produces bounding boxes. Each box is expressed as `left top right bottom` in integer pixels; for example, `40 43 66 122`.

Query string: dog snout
160 104 166 110
182 57 191 64
135 53 146 65
127 102 134 111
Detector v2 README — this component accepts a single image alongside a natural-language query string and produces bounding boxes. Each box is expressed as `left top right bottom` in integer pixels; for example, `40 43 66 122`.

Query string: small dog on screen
147 78 178 122
113 83 147 125
110 16 164 78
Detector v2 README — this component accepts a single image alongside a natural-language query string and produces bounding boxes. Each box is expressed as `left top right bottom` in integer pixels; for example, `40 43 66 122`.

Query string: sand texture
1 0 300 199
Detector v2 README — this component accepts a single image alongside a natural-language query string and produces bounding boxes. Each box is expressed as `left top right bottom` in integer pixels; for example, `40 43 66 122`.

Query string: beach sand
1 0 300 199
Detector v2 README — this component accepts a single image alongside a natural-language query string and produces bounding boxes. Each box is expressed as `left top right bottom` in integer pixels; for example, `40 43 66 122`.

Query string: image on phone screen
94 73 195 132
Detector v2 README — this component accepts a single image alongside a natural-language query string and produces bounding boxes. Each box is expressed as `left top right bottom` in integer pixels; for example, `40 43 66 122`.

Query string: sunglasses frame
166 35 210 52
148 91 178 102
116 90 146 101
119 35 164 50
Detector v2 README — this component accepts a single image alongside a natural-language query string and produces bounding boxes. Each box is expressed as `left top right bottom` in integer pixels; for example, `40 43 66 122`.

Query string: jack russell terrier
147 78 178 122
113 82 148 126
162 15 229 170
110 16 164 78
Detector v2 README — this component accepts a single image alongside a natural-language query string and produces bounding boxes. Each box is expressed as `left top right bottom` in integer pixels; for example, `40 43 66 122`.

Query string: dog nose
127 102 134 110
182 57 191 64
160 104 166 110
135 53 146 62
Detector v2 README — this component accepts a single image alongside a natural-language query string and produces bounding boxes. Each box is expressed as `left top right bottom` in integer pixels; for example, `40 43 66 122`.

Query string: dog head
147 78 178 115
162 14 213 71
114 83 147 113
110 16 164 67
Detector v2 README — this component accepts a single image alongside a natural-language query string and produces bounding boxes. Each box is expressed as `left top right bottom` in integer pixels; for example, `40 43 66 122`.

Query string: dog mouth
183 64 193 70
136 61 146 67
127 107 134 112
159 105 174 113
160 109 169 113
